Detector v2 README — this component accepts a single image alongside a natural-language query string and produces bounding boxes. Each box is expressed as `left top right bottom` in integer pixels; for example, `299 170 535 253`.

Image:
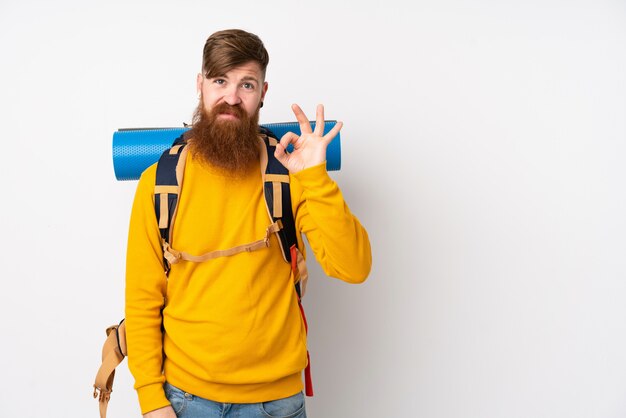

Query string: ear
260 81 268 101
196 73 203 95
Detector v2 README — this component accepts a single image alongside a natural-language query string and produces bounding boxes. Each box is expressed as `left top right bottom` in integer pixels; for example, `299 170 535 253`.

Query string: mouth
217 112 239 121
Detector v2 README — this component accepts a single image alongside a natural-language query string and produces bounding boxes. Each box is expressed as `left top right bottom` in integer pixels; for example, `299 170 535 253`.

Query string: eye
213 78 226 85
242 82 255 90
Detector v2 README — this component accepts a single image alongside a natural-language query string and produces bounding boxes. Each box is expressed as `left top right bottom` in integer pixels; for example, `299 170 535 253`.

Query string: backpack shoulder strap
258 129 308 298
259 128 312 395
259 129 297 260
154 135 188 273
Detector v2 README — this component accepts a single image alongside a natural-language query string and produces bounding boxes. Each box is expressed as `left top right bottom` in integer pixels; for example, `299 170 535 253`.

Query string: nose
223 85 241 106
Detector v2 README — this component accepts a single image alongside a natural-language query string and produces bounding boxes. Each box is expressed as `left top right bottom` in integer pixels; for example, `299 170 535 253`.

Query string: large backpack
93 128 311 418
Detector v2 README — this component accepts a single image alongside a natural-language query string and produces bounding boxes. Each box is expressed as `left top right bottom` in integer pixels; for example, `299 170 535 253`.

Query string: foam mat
113 121 342 180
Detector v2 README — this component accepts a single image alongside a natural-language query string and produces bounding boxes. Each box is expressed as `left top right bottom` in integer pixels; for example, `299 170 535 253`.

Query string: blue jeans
164 382 307 418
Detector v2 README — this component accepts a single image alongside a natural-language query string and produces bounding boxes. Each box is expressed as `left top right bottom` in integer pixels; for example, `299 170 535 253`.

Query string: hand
143 405 177 418
274 104 343 173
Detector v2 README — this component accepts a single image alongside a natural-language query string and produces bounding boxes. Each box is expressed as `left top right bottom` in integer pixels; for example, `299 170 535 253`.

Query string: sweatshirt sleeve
124 166 171 414
292 163 372 283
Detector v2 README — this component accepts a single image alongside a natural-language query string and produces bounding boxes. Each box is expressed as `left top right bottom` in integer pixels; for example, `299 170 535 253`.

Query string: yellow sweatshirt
125 150 371 414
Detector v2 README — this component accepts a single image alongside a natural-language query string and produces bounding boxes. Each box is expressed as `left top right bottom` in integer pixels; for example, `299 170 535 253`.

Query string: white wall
1 0 625 417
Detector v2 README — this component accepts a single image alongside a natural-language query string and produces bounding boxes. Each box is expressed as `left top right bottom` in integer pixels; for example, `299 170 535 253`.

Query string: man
125 29 371 418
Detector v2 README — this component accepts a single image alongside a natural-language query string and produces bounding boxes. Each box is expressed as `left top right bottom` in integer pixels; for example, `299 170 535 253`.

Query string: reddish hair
201 29 269 79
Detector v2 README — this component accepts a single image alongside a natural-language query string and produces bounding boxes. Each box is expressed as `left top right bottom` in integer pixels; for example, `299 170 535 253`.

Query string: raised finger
313 104 325 136
322 121 343 144
291 104 313 135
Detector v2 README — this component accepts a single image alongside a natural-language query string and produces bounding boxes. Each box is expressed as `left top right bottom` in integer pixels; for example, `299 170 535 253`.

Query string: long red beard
188 100 261 176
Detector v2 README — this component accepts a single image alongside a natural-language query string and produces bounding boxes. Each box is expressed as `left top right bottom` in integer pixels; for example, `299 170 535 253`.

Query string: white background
1 1 625 417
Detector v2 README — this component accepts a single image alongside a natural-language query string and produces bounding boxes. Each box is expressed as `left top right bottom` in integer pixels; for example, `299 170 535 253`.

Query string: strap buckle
163 241 182 265
263 221 283 246
93 385 112 402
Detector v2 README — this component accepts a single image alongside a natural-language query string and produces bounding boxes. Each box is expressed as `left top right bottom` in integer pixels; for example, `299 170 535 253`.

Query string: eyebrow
208 74 260 84
240 76 259 83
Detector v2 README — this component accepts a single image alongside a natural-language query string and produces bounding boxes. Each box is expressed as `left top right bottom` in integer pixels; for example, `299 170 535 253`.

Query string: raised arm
279 104 372 283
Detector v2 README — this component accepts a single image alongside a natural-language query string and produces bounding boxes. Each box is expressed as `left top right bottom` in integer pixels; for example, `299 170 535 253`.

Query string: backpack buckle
163 241 181 265
93 385 112 402
264 222 281 246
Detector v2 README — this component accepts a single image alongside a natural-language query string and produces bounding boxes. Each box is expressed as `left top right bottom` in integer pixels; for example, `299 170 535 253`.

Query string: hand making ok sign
274 104 343 173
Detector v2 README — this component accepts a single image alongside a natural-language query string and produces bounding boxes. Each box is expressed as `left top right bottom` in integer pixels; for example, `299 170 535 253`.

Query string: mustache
211 102 245 119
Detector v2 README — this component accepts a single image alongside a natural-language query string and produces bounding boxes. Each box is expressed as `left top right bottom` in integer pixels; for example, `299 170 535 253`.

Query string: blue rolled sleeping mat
112 121 342 181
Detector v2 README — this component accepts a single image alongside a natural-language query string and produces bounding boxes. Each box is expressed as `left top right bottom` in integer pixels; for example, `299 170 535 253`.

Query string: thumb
274 141 288 165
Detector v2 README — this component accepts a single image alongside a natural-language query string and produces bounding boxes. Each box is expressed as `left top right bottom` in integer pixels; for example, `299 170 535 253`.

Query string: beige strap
268 137 278 146
259 137 269 180
169 146 188 244
295 247 309 297
265 174 289 183
163 222 282 265
93 323 126 418
158 193 169 229
259 138 289 262
273 182 282 218
154 185 180 194
154 144 187 233
154 145 189 252
264 173 289 218
170 144 183 155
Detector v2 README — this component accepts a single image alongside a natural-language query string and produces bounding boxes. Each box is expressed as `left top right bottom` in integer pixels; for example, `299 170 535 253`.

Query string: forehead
218 61 264 81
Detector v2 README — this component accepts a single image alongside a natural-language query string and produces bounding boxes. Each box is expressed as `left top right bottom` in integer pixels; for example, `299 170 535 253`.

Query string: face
196 61 268 119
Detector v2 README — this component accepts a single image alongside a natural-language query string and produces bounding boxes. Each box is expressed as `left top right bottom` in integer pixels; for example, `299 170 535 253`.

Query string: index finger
291 104 313 135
